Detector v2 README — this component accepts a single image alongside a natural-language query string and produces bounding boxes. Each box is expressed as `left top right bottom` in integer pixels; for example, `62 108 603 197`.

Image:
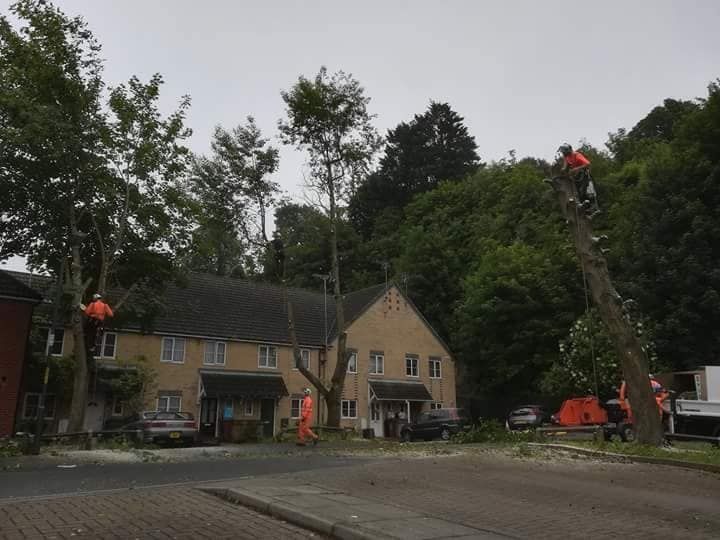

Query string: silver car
125 411 198 445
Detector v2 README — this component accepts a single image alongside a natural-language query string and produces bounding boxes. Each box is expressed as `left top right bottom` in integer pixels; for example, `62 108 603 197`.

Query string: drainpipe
405 400 410 422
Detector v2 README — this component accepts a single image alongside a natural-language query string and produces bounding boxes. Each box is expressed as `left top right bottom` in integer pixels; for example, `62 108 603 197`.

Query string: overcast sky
2 0 719 272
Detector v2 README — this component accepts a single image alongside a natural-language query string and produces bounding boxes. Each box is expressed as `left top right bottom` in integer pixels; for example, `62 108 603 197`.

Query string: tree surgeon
297 387 319 446
80 293 114 355
558 143 599 216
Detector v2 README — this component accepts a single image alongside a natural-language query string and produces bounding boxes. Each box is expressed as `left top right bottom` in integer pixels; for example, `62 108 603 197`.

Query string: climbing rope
570 177 600 398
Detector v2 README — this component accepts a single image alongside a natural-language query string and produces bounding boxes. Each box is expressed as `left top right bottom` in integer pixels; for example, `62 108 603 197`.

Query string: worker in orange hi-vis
80 293 114 355
297 387 319 447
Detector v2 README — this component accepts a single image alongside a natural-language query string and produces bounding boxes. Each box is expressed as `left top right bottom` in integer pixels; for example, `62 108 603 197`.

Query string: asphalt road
0 454 366 501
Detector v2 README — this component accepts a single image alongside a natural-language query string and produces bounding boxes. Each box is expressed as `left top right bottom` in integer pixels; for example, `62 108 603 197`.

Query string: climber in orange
297 387 319 446
558 143 599 215
81 293 114 355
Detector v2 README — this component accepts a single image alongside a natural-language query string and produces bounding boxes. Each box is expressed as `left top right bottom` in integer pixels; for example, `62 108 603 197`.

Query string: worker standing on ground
81 293 114 355
297 387 319 446
558 143 599 215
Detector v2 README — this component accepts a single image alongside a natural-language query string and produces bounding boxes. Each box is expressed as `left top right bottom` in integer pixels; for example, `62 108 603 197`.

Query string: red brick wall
0 301 34 437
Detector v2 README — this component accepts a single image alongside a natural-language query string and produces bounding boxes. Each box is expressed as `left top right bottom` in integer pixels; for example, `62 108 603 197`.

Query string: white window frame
244 400 253 416
429 358 442 379
157 395 182 412
94 332 117 359
111 397 124 417
347 351 358 374
258 345 278 369
405 356 419 378
369 353 384 375
341 399 358 419
161 337 185 364
291 398 302 419
430 402 443 410
39 327 64 356
294 349 310 370
204 341 227 366
22 393 56 419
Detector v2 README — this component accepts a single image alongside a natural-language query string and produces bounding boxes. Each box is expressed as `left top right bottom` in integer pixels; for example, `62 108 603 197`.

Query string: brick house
12 272 456 439
0 270 42 437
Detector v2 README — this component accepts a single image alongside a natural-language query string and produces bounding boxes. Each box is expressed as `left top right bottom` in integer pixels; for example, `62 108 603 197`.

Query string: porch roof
200 369 288 399
369 379 433 402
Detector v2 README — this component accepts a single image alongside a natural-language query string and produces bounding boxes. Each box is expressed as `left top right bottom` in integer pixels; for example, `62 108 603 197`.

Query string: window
291 398 302 419
22 393 56 419
161 337 185 364
347 351 357 374
429 357 442 379
157 395 182 412
369 352 384 375
204 341 226 365
430 402 443 410
258 345 277 368
37 328 64 356
405 355 419 377
294 349 310 370
341 400 357 419
95 332 117 359
244 400 253 416
112 397 124 417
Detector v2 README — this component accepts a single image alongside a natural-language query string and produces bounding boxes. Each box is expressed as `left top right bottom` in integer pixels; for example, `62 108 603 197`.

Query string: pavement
0 453 367 499
0 486 321 540
200 448 720 540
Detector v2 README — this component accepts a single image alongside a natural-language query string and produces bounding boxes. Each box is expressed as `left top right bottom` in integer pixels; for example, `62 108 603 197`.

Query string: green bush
451 419 541 444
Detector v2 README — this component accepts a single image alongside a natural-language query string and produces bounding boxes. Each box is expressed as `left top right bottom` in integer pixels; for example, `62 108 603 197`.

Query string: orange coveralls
298 395 318 444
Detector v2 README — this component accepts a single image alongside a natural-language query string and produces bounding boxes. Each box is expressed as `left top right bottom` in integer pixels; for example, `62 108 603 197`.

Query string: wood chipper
550 377 669 442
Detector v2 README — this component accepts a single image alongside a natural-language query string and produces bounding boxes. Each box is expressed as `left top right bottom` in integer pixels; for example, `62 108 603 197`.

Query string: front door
200 398 218 437
260 399 275 438
369 401 383 437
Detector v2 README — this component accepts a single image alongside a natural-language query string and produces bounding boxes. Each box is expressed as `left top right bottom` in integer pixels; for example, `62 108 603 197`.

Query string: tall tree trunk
547 175 664 446
67 209 91 432
326 175 351 428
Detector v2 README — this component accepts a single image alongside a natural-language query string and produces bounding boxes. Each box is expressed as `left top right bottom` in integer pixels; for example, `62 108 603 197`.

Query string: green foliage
349 102 481 240
186 117 280 277
451 419 539 444
104 357 157 415
540 309 664 399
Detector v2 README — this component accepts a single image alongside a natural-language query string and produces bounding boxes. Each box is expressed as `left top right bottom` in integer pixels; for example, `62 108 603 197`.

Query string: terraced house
11 272 456 440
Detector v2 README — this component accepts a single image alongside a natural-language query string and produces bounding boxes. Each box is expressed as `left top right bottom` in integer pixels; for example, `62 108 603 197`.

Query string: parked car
122 411 198 445
506 405 549 430
400 408 472 442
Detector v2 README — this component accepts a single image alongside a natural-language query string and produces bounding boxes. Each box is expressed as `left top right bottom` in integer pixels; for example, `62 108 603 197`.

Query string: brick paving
0 487 319 540
211 449 720 539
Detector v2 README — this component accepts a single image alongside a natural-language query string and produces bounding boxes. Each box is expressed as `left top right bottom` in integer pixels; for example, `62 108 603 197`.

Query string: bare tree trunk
547 175 664 446
326 176 351 428
67 209 92 432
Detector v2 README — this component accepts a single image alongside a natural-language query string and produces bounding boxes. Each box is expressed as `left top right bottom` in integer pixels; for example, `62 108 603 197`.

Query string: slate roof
10 271 449 354
369 379 433 401
200 369 288 399
0 269 42 303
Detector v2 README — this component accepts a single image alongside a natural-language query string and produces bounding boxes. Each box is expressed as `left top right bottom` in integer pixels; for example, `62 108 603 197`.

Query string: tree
349 101 480 240
541 309 663 400
279 67 381 426
0 1 192 431
263 201 365 290
544 173 664 446
186 117 279 276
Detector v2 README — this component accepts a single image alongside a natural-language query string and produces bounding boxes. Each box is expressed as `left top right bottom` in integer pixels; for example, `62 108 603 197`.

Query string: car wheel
401 430 412 443
440 427 451 441
617 422 635 443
